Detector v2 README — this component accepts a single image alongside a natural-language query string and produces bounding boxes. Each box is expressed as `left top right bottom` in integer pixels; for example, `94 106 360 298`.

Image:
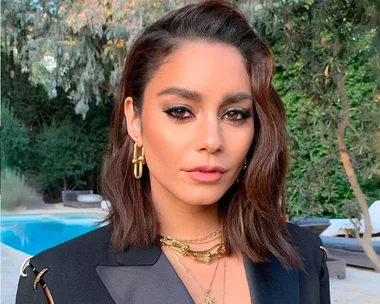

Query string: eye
222 108 252 123
225 110 242 120
164 106 194 122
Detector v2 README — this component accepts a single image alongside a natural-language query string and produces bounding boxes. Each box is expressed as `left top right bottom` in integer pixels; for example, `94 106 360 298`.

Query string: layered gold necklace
159 228 225 264
159 229 227 303
160 236 225 264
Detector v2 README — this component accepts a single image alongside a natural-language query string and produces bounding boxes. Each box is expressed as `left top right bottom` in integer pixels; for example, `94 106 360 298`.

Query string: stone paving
329 267 380 304
1 243 30 304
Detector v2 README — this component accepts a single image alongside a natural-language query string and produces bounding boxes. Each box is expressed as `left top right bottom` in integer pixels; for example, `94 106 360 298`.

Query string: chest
163 249 251 304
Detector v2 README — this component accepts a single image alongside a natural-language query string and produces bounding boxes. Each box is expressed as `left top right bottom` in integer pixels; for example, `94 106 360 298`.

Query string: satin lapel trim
244 255 300 304
98 244 195 304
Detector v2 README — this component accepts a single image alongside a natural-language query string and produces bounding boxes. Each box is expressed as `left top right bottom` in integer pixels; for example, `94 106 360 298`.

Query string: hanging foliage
1 0 189 117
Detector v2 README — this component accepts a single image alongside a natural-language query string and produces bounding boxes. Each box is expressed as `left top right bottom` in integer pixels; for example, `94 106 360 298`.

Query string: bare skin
125 41 253 303
163 245 251 304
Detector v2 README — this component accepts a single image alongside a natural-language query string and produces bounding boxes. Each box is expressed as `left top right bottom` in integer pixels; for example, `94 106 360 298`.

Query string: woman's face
126 41 254 206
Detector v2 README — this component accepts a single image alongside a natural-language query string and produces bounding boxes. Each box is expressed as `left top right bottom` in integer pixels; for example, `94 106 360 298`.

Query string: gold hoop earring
132 143 145 179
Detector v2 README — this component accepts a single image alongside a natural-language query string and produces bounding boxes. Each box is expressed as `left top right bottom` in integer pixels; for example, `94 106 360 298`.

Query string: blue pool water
1 213 105 255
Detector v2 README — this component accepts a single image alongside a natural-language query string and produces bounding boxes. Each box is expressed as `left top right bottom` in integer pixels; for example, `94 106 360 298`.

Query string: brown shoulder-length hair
100 0 302 270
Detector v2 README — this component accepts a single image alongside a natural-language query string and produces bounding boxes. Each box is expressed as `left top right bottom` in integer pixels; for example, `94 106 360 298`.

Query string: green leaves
35 121 96 188
1 0 186 116
0 103 30 174
1 0 379 212
248 0 380 217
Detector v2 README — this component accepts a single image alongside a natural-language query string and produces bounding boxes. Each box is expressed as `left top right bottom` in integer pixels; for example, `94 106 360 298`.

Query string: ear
124 97 142 145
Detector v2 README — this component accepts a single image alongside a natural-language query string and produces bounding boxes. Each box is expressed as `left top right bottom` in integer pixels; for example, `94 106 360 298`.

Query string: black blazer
16 223 330 304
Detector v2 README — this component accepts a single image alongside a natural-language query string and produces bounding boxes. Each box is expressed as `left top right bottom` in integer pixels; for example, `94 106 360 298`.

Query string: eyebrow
156 86 254 106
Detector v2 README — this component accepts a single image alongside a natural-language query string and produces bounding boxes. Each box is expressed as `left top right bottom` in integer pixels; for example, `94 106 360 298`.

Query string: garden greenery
1 0 379 215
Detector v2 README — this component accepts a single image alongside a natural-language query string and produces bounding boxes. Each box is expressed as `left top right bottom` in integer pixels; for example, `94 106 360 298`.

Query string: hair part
100 0 302 270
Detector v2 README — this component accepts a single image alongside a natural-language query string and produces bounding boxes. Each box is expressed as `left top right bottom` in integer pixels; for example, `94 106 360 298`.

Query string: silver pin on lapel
320 246 328 262
20 256 33 277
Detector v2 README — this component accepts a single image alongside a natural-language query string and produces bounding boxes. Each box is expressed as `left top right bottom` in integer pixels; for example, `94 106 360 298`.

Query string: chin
183 199 218 206
175 187 227 206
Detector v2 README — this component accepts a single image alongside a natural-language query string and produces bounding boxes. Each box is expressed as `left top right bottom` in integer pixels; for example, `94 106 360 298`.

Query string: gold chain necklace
160 236 226 264
171 248 225 304
184 235 222 245
174 229 222 244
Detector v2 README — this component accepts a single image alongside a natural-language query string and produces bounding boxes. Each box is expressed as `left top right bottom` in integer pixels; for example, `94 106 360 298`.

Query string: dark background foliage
1 0 379 215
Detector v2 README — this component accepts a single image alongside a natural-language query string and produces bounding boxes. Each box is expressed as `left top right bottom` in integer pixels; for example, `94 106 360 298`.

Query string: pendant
204 289 214 304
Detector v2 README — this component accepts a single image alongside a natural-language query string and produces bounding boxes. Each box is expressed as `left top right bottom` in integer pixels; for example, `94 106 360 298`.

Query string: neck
151 181 220 240
157 203 220 239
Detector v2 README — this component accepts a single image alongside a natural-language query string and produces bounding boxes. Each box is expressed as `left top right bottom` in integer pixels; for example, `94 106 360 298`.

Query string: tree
243 0 380 269
1 48 112 200
0 103 30 173
1 0 190 117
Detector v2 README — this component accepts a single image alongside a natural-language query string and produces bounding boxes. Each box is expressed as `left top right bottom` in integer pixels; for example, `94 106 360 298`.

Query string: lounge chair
320 236 380 271
290 217 331 235
62 190 103 208
321 200 380 237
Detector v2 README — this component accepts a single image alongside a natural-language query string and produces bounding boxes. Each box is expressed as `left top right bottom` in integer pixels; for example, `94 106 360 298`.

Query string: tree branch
336 66 380 270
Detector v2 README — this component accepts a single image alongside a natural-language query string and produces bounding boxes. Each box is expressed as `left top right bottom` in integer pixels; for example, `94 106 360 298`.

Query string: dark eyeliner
163 105 193 122
223 108 253 123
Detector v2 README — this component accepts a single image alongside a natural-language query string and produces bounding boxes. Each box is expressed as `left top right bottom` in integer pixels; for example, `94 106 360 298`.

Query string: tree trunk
336 67 380 271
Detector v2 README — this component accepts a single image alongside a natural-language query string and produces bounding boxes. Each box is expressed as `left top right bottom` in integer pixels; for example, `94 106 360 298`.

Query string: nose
195 115 224 154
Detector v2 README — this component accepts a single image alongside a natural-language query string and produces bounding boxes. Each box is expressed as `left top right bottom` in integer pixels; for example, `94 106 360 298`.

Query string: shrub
1 168 41 210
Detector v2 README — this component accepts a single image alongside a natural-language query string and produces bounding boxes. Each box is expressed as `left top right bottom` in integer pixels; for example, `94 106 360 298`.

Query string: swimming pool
1 213 105 255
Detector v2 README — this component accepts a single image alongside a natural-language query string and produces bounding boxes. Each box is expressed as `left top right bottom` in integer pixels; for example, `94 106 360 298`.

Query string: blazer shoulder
16 225 114 304
286 222 327 268
286 223 331 303
31 224 113 267
286 222 322 246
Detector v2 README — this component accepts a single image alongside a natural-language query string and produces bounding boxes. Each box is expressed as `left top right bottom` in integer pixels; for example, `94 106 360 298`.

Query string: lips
184 166 226 183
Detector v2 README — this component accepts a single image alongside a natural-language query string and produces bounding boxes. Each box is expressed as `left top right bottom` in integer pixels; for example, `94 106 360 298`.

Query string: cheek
225 124 254 165
141 111 186 172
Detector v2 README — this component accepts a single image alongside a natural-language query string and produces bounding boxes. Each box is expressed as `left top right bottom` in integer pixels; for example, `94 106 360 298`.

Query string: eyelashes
163 106 193 122
163 105 253 124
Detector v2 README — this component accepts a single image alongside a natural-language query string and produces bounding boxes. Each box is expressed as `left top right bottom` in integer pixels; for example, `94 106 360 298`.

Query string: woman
16 1 330 303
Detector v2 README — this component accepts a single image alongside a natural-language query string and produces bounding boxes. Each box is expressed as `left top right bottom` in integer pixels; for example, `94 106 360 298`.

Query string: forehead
144 41 251 100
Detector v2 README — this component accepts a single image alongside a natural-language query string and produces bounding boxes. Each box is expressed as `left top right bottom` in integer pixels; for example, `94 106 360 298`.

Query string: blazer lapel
96 240 300 304
244 255 300 304
96 243 194 304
